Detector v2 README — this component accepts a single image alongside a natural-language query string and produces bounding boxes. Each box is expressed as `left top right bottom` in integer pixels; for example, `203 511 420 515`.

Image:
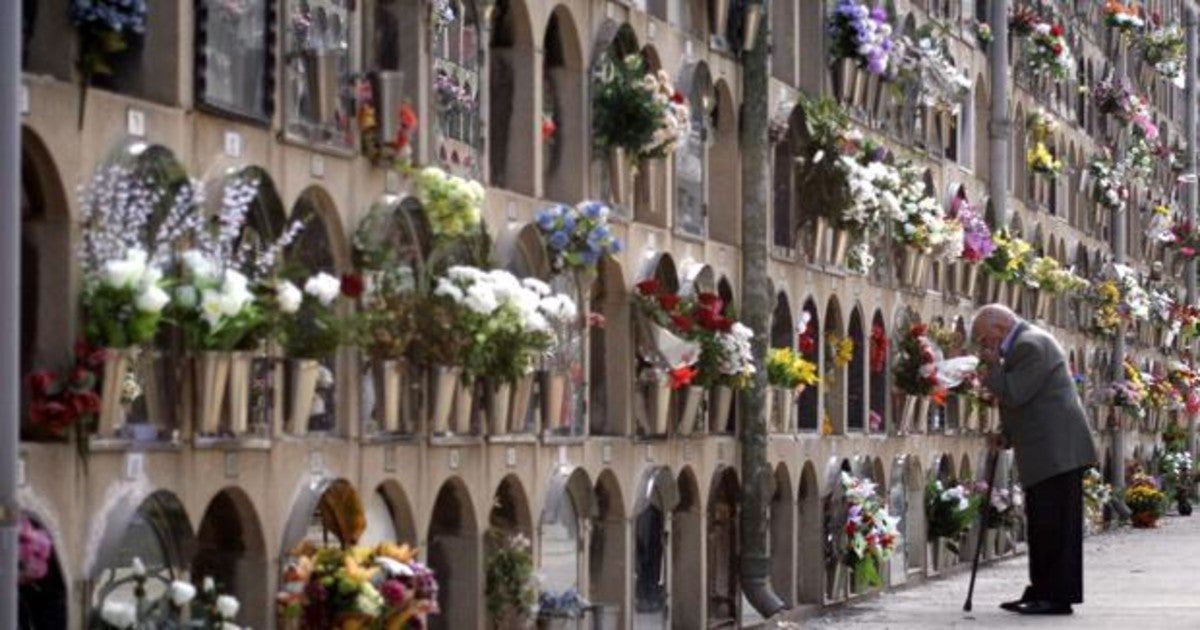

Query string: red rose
399 103 418 131
29 401 75 434
911 323 927 336
636 279 662 296
27 371 57 398
394 129 411 152
670 314 695 334
541 117 557 143
668 365 697 390
845 521 856 536
799 334 817 356
68 390 102 416
1052 43 1063 55
697 292 721 307
341 274 365 299
657 293 681 312
671 90 685 105
1050 25 1063 37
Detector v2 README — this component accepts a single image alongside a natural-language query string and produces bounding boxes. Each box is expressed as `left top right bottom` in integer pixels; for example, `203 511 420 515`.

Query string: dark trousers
1024 467 1085 603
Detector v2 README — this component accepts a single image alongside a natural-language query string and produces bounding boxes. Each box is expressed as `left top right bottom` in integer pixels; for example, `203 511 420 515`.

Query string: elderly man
971 304 1097 615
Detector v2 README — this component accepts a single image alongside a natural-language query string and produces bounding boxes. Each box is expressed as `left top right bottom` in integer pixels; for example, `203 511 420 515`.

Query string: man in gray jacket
971 304 1098 615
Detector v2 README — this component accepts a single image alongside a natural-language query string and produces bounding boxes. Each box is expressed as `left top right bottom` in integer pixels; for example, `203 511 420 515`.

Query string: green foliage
925 479 981 554
82 283 162 348
591 54 665 158
485 533 536 621
278 299 342 359
403 294 470 368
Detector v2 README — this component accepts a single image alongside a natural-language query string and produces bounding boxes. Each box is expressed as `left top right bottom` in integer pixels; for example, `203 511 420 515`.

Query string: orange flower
669 365 697 390
931 388 948 406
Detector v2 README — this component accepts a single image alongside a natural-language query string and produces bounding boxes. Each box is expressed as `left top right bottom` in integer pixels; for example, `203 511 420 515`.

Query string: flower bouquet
1145 204 1176 246
978 481 1024 530
925 479 981 554
891 162 963 260
1090 157 1128 211
535 201 623 274
358 79 419 170
952 196 995 263
839 472 901 589
24 342 109 440
18 516 53 586
592 53 689 166
766 347 820 431
1142 25 1185 81
277 542 439 629
485 533 537 626
1091 360 1147 422
71 0 148 125
1026 256 1088 297
1024 21 1074 80
1103 0 1145 32
894 33 971 111
827 0 895 76
1026 141 1063 177
980 229 1032 286
1169 220 1200 260
1083 467 1112 525
415 166 485 240
1124 473 1167 527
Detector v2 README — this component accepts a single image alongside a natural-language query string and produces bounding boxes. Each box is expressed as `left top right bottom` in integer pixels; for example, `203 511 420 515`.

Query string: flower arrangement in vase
1124 473 1167 527
980 229 1032 284
415 166 485 240
891 161 964 258
1023 20 1074 80
24 342 109 440
1168 220 1200 259
95 557 240 629
1142 24 1185 82
892 322 947 404
950 196 995 264
925 479 981 553
485 533 537 626
592 53 689 167
1089 156 1128 211
1026 256 1089 295
893 31 972 111
358 78 419 170
767 348 820 392
979 480 1024 529
827 0 895 76
1026 141 1063 177
1145 203 1176 246
535 201 623 274
839 472 902 589
1103 1 1146 32
277 541 440 629
1091 359 1147 421
1083 467 1112 524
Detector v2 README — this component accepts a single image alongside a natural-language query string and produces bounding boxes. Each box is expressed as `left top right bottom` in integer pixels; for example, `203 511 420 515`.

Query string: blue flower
561 213 577 232
581 201 609 220
610 238 623 254
586 225 611 248
536 210 558 231
581 249 601 266
549 230 571 251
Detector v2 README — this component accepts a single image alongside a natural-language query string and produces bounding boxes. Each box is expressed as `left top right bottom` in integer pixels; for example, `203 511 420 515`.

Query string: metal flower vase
676 385 705 435
709 385 733 432
508 372 535 433
429 365 462 435
452 375 475 435
375 359 403 433
98 348 133 436
489 380 513 436
962 263 979 298
608 147 630 206
302 49 340 123
287 359 321 436
830 229 850 267
540 371 568 432
641 382 672 436
900 248 929 288
196 351 232 436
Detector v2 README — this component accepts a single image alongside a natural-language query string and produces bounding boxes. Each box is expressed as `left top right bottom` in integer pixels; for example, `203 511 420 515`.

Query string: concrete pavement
763 514 1200 629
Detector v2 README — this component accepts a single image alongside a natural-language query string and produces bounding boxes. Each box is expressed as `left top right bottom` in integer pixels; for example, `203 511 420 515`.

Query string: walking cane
963 448 1000 612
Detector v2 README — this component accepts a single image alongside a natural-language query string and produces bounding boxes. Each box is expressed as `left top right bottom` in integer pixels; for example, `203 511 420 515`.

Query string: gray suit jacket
984 321 1098 488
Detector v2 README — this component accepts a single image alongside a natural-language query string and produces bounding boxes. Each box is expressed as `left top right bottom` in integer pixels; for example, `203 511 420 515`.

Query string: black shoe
1013 600 1073 615
999 586 1035 611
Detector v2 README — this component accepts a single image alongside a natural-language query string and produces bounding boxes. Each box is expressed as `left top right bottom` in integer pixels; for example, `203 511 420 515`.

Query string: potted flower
1124 473 1167 528
1025 256 1089 320
537 587 590 630
632 278 702 435
485 533 537 630
592 53 689 203
1083 467 1113 527
950 195 994 297
828 0 894 103
534 201 622 276
275 272 349 435
766 348 819 432
1142 25 1185 81
980 229 1032 307
891 323 947 433
839 473 901 590
925 479 980 567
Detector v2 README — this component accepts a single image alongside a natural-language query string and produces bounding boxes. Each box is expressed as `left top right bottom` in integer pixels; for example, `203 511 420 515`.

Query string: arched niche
540 467 592 595
89 491 195 619
796 297 821 431
542 4 586 202
193 487 268 630
671 467 703 629
589 21 641 212
279 478 365 553
796 460 823 604
679 259 715 298
869 309 888 433
19 126 73 415
771 0 797 84
675 61 714 239
887 456 909 585
18 511 68 629
771 292 795 349
361 480 419 547
489 0 536 194
822 457 852 601
633 252 681 436
959 454 973 482
633 466 678 625
590 470 627 622
489 474 534 539
590 255 629 435
709 80 740 244
973 75 990 174
847 306 866 432
823 296 846 434
902 456 926 573
427 477 481 630
633 44 668 221
707 467 741 623
433 0 484 177
772 104 800 251
769 463 796 606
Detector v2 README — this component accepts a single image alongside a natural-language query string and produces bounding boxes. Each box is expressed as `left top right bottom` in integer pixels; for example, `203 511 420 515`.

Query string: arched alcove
279 478 365 554
590 255 629 435
18 511 68 630
541 467 592 596
675 62 713 239
888 456 909 585
822 458 853 601
769 463 796 605
89 491 196 624
486 474 535 626
590 22 641 212
973 75 990 176
707 467 740 623
362 480 419 547
590 470 627 622
709 80 740 244
824 297 847 434
428 477 481 630
633 466 678 627
542 5 586 202
847 307 866 431
433 0 484 176
488 0 536 194
671 467 702 629
903 456 926 574
193 487 268 629
772 105 799 251
634 252 681 437
869 309 888 433
798 298 821 431
796 460 823 604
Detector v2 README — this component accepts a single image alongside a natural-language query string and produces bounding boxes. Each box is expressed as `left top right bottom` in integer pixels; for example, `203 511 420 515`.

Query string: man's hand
986 432 1009 451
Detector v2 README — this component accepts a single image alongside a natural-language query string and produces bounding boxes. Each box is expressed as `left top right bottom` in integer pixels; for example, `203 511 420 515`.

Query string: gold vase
287 359 320 436
709 385 734 432
540 371 568 432
226 351 252 435
677 386 704 435
508 372 535 433
376 359 403 433
429 365 461 435
98 348 133 436
489 381 513 436
196 351 232 436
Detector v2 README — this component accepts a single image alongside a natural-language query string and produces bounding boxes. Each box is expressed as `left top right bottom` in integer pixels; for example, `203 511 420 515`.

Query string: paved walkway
765 514 1200 629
